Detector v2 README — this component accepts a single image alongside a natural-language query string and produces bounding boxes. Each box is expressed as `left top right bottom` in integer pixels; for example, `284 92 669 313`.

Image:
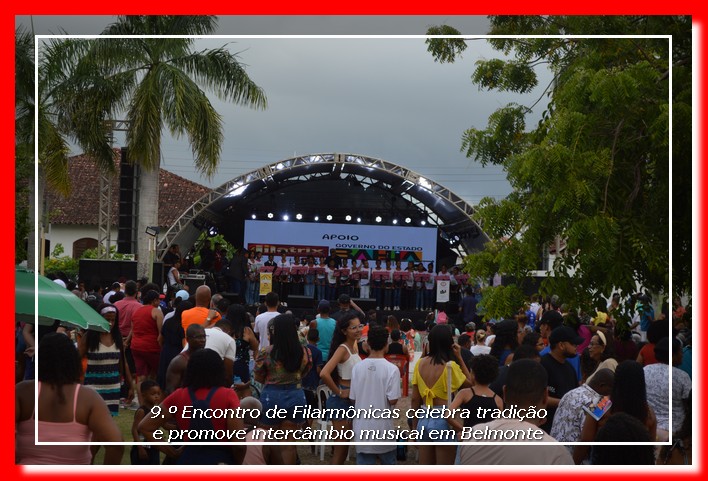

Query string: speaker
79 259 138 290
287 295 315 309
152 262 164 288
352 297 377 312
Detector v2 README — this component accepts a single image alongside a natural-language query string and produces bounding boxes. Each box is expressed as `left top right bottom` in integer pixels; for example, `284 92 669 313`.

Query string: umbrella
15 268 110 332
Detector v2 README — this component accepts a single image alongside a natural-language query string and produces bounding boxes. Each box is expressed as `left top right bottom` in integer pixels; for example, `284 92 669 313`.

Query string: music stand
259 266 274 273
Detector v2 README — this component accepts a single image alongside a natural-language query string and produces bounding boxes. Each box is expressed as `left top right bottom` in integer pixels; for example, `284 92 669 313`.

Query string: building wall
48 224 167 259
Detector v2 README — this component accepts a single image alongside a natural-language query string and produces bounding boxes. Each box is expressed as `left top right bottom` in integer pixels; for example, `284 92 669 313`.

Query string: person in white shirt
349 325 401 465
253 292 281 351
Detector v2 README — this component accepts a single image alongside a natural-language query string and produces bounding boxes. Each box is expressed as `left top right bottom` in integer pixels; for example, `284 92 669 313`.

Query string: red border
4 4 706 481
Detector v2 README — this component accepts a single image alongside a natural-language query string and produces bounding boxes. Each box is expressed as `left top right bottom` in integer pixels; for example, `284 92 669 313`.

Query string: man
309 299 337 361
228 248 249 296
490 344 541 397
253 292 280 351
167 259 184 291
538 313 581 382
550 368 614 459
204 320 237 387
103 282 122 304
163 244 181 280
459 286 478 330
458 359 574 465
539 326 582 433
199 239 215 272
181 285 221 336
457 333 474 368
331 294 365 322
349 326 401 465
114 280 142 406
165 324 206 394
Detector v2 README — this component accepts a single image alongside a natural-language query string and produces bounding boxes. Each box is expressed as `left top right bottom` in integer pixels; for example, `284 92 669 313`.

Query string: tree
64 16 267 277
427 16 689 318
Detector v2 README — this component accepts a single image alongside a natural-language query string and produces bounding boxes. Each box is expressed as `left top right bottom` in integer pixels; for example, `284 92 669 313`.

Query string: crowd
15 266 692 467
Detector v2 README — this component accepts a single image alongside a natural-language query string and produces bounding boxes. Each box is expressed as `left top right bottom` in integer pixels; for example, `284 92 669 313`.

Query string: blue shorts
260 384 307 426
416 406 457 442
356 449 397 465
326 385 354 421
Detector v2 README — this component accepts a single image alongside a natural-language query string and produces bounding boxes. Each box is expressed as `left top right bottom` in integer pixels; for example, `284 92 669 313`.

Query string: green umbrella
15 268 110 332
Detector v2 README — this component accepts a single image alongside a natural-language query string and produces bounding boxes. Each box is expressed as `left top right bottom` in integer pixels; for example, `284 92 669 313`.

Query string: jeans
393 288 401 308
416 290 424 310
359 284 370 299
384 289 393 309
260 384 308 426
231 278 243 296
316 282 326 301
356 449 397 465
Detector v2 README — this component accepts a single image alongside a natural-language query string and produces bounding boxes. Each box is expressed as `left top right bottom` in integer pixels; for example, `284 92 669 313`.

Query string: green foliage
475 284 527 321
80 246 134 261
428 16 688 311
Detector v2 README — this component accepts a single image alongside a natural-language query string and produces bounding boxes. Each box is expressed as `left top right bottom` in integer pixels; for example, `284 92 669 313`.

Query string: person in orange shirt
181 286 221 343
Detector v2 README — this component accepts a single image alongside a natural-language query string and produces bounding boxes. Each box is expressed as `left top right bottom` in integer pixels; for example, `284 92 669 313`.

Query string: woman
16 333 123 464
574 360 657 464
410 324 472 464
320 312 363 464
386 314 400 333
636 318 669 366
447 354 503 431
585 331 618 384
469 329 492 356
489 319 519 366
78 303 133 417
139 348 246 464
127 290 164 405
254 314 312 464
157 300 193 390
225 304 259 397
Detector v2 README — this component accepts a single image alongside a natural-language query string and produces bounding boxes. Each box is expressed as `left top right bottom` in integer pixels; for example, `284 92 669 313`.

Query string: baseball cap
338 294 351 305
539 310 564 330
549 326 584 346
317 299 330 311
175 289 189 301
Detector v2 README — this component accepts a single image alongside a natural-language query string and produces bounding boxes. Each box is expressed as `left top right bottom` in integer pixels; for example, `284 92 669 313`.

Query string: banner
436 280 450 303
259 273 273 296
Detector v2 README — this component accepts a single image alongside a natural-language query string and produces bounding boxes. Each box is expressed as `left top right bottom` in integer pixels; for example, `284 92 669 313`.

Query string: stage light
283 214 289 221
356 217 361 223
296 213 303 220
392 219 398 225
345 215 352 221
326 215 333 221
421 220 426 226
405 217 411 224
314 215 319 221
251 214 256 220
267 212 274 219
375 216 382 223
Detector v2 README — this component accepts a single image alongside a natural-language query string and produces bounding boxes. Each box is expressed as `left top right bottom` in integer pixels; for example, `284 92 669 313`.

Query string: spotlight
356 217 361 223
296 213 302 220
392 219 398 225
375 216 382 223
405 217 411 224
251 214 256 220
267 212 274 219
314 215 319 221
421 220 426 226
326 215 333 221
345 215 352 221
283 214 289 221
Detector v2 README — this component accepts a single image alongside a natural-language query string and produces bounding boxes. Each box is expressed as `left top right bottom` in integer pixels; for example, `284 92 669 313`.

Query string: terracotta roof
45 150 211 228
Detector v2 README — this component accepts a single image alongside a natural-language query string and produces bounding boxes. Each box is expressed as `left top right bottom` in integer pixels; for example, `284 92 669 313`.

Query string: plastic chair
384 353 409 397
312 384 333 461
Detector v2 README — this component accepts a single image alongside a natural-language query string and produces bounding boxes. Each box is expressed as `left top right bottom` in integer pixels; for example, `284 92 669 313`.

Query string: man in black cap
539 326 582 433
331 294 365 322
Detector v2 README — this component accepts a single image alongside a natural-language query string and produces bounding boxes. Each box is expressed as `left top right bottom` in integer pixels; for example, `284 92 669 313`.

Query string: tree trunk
27 168 44 272
136 166 159 281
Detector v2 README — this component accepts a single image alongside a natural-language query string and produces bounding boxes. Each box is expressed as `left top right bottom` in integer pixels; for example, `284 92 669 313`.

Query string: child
241 397 283 465
302 328 324 413
131 380 162 465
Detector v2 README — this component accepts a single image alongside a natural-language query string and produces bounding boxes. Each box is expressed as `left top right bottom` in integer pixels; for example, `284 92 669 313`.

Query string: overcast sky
18 15 553 206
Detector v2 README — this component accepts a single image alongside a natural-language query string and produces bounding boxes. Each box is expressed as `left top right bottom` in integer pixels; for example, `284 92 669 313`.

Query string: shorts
326 385 354 421
416 405 457 442
260 384 307 426
131 349 160 377
356 449 397 465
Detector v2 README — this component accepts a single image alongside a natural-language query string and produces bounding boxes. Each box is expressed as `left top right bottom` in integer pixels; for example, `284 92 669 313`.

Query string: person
521 331 545 353
358 259 371 299
331 293 365 321
459 286 477 328
130 380 162 465
157 299 192 391
310 299 336 361
16 333 124 464
203 320 237 386
400 317 421 355
165 324 206 394
349 325 401 465
470 329 491 356
78 303 134 417
199 239 216 272
127 290 164 406
228 247 249 296
590 413 656 465
225 304 259 396
457 359 574 465
181 285 221 335
659 393 692 465
584 331 618 384
386 329 409 358
636 318 669 366
613 325 639 363
539 326 582 433
167 259 185 291
574 360 657 464
103 282 122 304
253 291 281 351
489 344 542 398
550 368 615 459
410 324 472 464
319 312 364 464
302 328 324 411
139 348 246 464
644 337 692 441
114 279 142 404
489 319 519 366
447 354 503 433
241 396 283 465
253 314 312 464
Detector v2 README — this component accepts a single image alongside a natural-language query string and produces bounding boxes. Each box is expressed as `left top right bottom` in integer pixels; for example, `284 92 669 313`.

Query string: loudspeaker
79 259 138 290
352 297 377 312
152 262 164 288
287 295 315 309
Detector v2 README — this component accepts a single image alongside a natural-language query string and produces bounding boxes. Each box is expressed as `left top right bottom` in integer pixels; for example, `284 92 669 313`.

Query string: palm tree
73 16 267 277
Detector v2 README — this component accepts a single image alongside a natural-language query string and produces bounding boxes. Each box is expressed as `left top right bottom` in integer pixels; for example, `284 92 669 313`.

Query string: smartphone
582 396 612 421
